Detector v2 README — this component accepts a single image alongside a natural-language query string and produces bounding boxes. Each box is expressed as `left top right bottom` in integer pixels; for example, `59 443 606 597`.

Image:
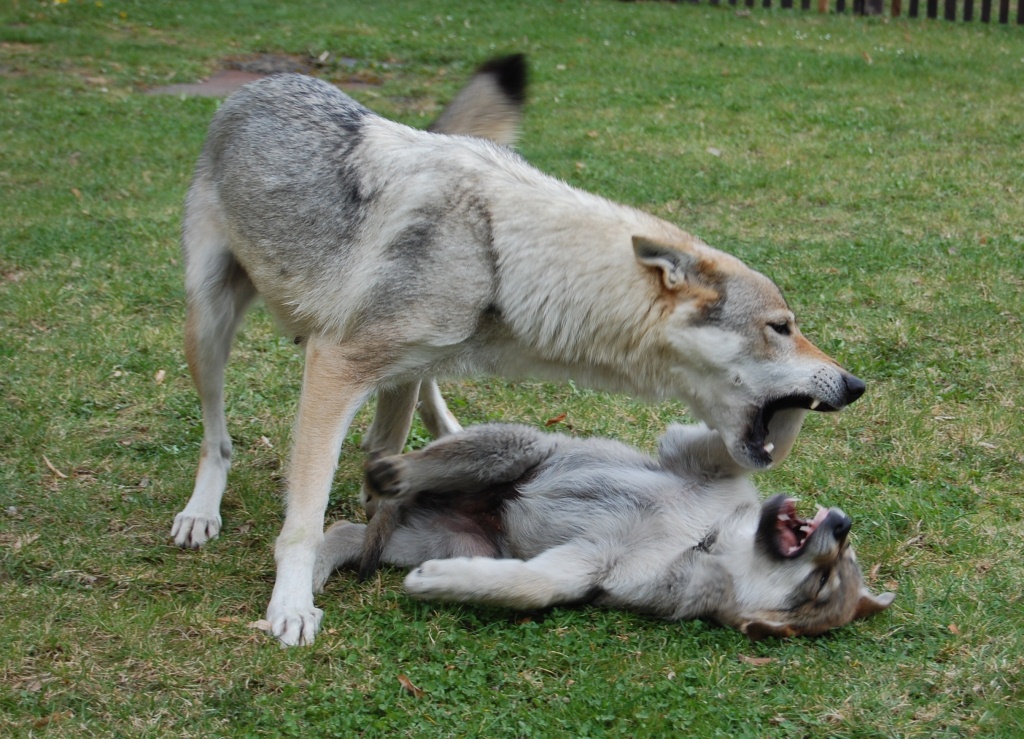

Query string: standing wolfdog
314 422 894 639
173 55 865 645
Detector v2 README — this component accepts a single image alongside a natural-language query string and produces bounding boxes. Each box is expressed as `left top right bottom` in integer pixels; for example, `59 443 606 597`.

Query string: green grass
2 0 1023 735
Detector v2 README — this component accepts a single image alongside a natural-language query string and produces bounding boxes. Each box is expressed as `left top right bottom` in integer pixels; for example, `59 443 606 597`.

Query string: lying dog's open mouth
774 497 829 557
757 494 830 560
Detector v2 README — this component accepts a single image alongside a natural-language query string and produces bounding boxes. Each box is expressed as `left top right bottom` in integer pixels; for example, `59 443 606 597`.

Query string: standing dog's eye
769 321 791 336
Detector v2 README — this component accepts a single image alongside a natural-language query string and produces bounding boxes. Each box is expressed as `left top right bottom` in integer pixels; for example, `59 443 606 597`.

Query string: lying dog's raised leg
266 338 376 646
367 423 559 501
173 185 256 548
405 544 599 610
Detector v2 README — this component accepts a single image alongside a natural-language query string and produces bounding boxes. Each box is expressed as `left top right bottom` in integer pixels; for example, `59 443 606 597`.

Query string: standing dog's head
634 235 865 470
723 494 894 639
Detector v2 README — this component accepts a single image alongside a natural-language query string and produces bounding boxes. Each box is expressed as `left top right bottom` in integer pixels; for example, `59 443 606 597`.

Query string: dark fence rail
698 0 1024 22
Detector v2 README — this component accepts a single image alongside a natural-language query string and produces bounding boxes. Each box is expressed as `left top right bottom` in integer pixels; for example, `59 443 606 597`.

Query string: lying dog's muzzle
757 495 852 560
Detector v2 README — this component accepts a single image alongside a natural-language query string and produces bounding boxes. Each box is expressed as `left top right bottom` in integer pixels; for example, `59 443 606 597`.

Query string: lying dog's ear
739 619 798 641
853 588 896 620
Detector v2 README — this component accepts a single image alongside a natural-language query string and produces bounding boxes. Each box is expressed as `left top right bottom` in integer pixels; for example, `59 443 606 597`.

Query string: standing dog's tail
357 55 528 580
427 53 527 144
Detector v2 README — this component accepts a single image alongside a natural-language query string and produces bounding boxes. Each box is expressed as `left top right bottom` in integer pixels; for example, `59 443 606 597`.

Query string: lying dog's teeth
788 546 800 555
810 399 821 410
763 442 775 454
778 513 790 522
800 525 812 533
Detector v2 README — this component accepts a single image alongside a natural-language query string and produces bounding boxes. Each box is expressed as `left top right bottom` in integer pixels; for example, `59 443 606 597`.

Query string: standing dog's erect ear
632 236 700 290
853 589 896 621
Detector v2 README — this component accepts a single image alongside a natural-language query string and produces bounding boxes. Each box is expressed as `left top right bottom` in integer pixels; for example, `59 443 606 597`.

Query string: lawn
1 0 1022 735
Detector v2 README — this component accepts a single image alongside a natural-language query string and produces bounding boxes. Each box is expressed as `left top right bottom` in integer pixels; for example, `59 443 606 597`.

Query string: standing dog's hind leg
359 382 421 517
357 382 420 578
417 379 463 438
266 338 376 646
172 187 256 548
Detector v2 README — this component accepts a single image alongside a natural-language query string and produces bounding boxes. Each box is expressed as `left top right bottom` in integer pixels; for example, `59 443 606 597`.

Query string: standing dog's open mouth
745 394 842 465
743 371 866 468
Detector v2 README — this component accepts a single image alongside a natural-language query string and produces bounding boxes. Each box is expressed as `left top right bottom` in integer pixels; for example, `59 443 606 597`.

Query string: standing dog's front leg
266 338 376 646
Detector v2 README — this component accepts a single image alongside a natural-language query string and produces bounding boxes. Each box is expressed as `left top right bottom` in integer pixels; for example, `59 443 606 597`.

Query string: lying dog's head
633 236 865 471
723 494 894 639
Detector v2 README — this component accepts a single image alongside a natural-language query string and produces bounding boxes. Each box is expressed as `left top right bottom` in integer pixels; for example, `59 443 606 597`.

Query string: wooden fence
703 0 1024 23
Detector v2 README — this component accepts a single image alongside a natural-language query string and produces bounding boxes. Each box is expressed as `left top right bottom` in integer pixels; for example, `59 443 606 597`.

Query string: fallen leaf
34 711 73 728
545 413 567 427
738 654 776 666
14 534 41 551
154 369 166 385
948 623 960 635
247 619 272 632
43 455 68 479
862 52 873 64
706 147 722 157
217 616 241 624
71 187 82 200
397 673 425 698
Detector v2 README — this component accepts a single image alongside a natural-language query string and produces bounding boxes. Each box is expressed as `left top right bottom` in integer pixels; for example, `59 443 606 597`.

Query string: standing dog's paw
265 602 323 647
171 512 222 548
365 455 411 499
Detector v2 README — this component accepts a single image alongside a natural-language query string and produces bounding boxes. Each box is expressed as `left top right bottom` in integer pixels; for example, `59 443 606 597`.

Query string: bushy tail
427 53 527 145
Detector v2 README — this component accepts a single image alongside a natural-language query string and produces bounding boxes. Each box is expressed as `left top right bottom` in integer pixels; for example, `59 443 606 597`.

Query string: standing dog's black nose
843 374 866 404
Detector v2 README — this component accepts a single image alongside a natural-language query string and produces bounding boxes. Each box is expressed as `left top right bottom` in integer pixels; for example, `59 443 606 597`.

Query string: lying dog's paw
404 559 469 600
365 456 410 498
404 557 506 603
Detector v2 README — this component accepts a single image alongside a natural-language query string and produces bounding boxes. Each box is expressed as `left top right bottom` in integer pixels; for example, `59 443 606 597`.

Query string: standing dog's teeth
809 399 821 410
763 442 775 454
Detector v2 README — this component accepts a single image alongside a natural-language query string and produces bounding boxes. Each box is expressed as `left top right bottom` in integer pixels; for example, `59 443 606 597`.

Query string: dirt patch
147 53 379 97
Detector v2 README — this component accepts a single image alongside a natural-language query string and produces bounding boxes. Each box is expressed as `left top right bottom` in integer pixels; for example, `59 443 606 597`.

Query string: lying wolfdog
314 423 894 638
174 55 866 645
